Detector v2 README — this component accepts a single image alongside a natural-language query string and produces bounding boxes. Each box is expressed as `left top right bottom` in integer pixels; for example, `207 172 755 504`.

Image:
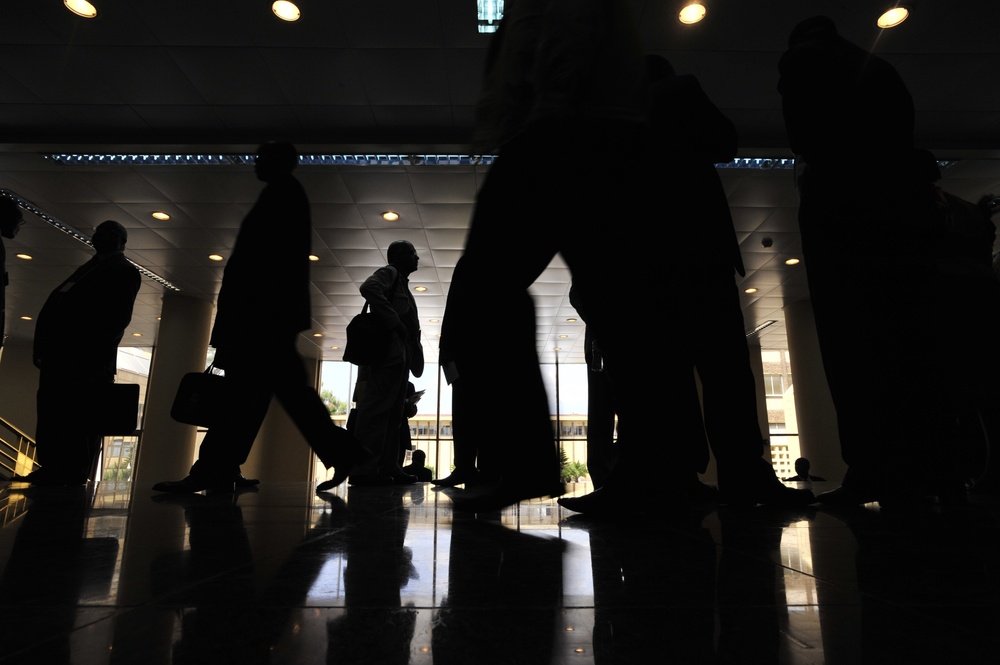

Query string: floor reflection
1 480 999 664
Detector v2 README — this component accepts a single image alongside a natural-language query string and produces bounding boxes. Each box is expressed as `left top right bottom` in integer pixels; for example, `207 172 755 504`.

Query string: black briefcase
171 365 227 428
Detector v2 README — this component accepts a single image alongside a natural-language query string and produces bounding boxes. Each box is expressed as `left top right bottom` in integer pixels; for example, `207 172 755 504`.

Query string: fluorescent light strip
0 189 180 292
48 153 956 172
746 320 778 337
46 154 500 167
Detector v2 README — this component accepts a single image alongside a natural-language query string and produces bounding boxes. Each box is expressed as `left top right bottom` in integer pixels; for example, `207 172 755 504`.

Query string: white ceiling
1 1 999 365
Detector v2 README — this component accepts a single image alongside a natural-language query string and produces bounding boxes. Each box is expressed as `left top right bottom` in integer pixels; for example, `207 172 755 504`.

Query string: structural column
783 298 847 483
130 291 213 489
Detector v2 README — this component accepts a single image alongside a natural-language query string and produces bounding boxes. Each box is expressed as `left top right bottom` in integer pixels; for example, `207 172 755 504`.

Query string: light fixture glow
877 6 909 28
679 3 707 24
785 258 801 265
272 1 301 22
20 316 31 321
744 287 758 294
382 211 399 222
308 254 319 261
64 0 98 19
553 347 562 351
429 318 440 323
131 332 143 337
566 317 577 323
559 334 568 338
330 345 340 350
151 211 170 221
209 254 224 261
15 253 32 260
414 285 428 292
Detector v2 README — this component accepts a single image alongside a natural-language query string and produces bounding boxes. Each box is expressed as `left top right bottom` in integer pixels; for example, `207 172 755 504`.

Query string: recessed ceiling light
559 334 569 338
131 332 143 337
272 1 301 22
382 211 399 222
330 345 340 350
312 333 323 337
553 346 562 351
151 211 170 221
785 258 800 265
744 287 758 294
414 286 427 292
20 316 31 321
678 3 707 25
64 0 98 19
429 318 440 323
15 253 32 260
566 317 577 323
208 254 224 261
877 6 909 28
308 254 319 261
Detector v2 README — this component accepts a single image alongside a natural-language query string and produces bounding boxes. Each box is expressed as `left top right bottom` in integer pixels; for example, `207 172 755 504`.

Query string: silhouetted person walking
778 16 960 507
560 55 812 516
18 220 140 485
154 141 366 495
442 0 653 513
343 239 424 487
1 196 25 353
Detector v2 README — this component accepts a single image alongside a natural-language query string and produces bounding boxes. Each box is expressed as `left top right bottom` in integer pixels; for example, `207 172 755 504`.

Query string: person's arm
360 266 406 335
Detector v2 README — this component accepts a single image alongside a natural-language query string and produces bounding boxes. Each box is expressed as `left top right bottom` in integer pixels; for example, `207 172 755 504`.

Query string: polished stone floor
1 478 1000 664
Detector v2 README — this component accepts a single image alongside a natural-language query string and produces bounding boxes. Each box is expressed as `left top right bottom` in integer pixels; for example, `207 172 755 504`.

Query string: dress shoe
320 445 375 491
450 479 565 513
719 458 816 508
152 475 236 494
234 473 260 488
816 485 879 507
388 469 419 485
557 488 620 517
432 468 480 488
346 473 394 488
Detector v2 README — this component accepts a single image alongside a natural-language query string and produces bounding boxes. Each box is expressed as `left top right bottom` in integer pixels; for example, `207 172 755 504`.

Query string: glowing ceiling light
382 211 399 221
679 3 706 25
151 211 170 221
877 6 909 28
64 0 98 19
272 1 301 22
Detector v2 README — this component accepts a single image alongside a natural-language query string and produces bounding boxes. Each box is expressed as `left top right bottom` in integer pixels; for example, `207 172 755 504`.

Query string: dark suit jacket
210 174 312 350
647 72 743 276
33 251 141 380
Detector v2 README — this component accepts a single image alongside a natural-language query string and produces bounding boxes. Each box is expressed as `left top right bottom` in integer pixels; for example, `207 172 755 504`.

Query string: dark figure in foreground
345 240 424 487
153 142 366 495
778 16 961 507
18 220 140 485
442 0 653 513
559 54 813 516
1 196 25 351
784 457 826 482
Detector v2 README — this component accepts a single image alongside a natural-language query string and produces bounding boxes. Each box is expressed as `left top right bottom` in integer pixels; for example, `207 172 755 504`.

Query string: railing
0 416 37 480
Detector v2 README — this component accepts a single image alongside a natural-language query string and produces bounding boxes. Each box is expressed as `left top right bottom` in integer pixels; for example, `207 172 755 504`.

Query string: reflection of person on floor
153 142 366 495
21 220 141 486
0 486 108 662
325 490 417 665
432 517 563 665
